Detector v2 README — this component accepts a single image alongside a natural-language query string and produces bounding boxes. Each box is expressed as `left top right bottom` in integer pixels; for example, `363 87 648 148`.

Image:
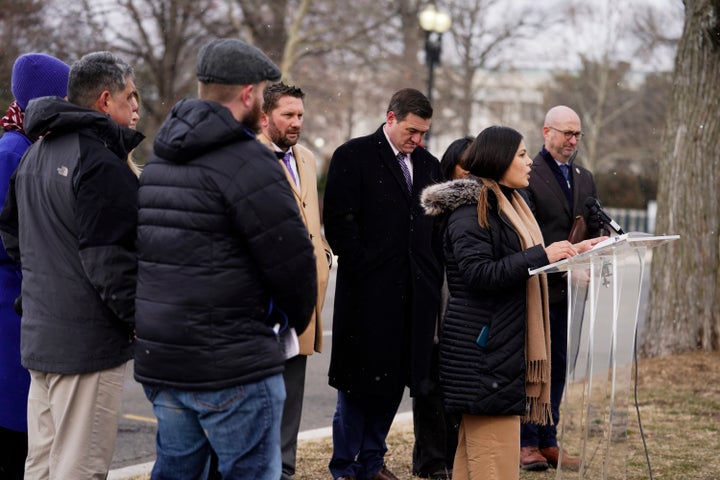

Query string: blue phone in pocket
476 325 489 348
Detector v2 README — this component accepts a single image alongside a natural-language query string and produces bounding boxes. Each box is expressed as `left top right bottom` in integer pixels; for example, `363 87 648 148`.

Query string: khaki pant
453 414 520 480
25 363 127 480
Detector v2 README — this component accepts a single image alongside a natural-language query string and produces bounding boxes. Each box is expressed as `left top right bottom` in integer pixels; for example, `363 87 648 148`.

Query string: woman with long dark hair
421 126 602 479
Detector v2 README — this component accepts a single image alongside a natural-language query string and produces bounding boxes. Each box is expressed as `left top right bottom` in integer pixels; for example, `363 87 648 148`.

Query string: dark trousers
0 426 27 480
281 354 307 480
412 387 458 476
412 345 458 476
329 388 404 480
521 301 567 448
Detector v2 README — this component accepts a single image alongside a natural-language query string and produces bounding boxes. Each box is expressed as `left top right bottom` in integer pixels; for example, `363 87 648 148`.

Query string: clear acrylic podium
529 233 679 479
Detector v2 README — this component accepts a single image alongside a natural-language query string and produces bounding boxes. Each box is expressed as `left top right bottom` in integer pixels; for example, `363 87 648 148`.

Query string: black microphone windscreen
584 197 598 209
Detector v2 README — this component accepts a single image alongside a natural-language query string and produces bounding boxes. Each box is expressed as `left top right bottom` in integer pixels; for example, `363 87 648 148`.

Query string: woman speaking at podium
421 126 602 480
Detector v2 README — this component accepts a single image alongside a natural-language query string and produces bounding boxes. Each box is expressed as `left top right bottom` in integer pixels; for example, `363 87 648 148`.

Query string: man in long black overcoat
323 88 443 480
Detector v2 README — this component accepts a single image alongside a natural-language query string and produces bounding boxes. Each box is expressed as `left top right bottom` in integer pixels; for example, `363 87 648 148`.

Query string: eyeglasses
548 126 584 140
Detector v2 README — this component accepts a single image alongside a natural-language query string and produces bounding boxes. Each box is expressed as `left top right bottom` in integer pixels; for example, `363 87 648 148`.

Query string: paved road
110 265 413 470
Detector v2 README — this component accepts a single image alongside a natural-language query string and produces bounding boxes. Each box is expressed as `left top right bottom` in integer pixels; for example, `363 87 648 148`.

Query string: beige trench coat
257 133 332 354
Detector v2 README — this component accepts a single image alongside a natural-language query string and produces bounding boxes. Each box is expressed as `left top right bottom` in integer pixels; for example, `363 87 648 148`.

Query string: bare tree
528 0 680 210
232 0 426 159
642 0 720 356
105 0 235 126
233 0 294 65
632 1 683 69
42 0 418 163
542 59 671 207
23 0 680 175
541 0 646 174
233 0 417 79
0 1 59 107
61 0 238 161
437 0 550 142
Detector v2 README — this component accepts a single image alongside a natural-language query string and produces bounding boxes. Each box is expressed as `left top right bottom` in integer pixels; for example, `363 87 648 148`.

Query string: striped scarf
1 101 25 135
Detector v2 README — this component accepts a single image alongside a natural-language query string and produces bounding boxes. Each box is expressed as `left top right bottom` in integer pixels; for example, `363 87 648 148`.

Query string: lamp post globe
419 5 452 35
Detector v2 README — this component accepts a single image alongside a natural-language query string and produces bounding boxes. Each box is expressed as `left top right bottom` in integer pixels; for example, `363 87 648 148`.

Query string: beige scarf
479 179 552 425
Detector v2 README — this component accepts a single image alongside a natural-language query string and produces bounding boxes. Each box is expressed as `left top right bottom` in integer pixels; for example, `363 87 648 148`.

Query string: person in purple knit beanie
0 52 69 480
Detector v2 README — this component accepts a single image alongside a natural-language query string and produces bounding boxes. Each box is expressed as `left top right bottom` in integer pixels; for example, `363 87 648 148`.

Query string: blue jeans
143 374 285 480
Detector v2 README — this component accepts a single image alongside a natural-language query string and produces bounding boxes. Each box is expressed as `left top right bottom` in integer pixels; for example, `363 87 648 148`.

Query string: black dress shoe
429 469 452 480
335 476 356 480
415 467 453 479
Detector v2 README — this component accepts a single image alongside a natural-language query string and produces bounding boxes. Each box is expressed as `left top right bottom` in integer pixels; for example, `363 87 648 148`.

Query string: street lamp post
419 4 451 145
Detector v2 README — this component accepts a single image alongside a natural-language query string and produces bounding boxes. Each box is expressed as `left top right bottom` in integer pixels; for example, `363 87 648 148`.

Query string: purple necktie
396 152 412 193
282 151 299 187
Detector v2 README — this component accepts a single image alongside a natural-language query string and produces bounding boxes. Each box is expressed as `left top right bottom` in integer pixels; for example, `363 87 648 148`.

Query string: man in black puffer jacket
134 39 317 480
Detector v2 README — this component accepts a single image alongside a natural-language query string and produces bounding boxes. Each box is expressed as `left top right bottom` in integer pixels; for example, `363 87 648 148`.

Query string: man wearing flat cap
133 38 317 480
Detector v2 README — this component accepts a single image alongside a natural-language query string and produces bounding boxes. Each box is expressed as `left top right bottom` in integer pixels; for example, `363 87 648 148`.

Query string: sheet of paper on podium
529 232 680 276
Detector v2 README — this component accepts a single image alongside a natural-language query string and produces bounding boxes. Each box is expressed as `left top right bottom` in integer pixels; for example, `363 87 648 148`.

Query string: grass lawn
295 350 720 480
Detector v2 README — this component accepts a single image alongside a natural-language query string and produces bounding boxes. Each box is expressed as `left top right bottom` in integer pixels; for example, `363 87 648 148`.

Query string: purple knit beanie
11 53 70 110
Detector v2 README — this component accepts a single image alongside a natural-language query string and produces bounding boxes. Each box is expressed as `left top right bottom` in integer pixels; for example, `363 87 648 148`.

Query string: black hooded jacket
0 96 143 374
134 99 317 390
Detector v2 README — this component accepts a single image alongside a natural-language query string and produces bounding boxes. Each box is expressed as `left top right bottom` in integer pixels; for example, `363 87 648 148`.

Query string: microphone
584 197 625 235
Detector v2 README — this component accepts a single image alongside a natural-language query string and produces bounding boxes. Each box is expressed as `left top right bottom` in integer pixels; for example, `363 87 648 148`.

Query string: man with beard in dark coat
134 39 317 480
323 88 443 480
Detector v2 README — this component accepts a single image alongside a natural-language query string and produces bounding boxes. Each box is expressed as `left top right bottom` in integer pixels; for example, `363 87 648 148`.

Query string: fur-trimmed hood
421 178 483 216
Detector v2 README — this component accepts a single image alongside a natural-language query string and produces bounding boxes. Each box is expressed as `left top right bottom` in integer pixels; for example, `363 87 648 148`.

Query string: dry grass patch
121 351 719 480
295 350 720 480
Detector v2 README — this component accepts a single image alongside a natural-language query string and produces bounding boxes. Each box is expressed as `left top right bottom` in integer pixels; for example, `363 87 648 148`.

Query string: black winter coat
524 149 600 303
134 99 317 390
0 96 143 374
421 179 550 416
323 125 443 397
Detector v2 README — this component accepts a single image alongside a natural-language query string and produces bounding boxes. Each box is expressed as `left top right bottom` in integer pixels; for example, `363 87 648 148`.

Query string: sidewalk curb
107 411 414 480
108 461 154 480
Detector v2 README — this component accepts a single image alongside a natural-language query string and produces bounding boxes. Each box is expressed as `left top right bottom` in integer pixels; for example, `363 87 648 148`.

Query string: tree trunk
642 0 720 356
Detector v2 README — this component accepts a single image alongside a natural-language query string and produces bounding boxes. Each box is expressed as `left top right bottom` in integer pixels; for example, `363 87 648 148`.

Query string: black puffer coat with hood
422 178 550 416
134 99 317 390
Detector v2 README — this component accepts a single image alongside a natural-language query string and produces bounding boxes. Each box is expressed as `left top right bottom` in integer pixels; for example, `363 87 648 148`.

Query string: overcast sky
508 0 684 72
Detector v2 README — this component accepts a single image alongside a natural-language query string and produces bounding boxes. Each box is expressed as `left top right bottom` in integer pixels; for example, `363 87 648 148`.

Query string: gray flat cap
196 38 281 85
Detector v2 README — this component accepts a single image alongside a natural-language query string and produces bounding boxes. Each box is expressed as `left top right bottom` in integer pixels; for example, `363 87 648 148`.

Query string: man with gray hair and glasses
0 51 142 479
